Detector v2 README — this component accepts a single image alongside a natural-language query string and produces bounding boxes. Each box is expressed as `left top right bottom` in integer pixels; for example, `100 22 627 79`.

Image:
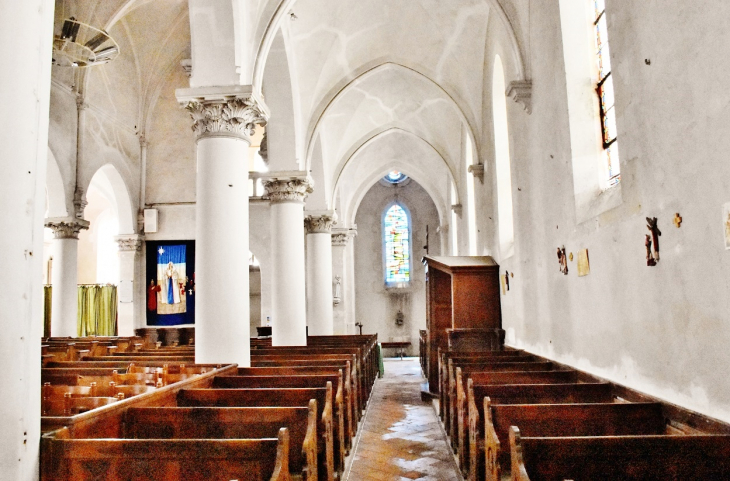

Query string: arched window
593 0 620 186
493 55 515 258
383 203 410 284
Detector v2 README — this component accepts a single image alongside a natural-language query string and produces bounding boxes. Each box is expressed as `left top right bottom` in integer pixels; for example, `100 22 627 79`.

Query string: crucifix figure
645 235 656 266
557 246 568 275
646 217 661 263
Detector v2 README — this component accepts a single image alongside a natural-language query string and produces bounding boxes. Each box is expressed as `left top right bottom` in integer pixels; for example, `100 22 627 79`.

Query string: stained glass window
384 171 407 184
384 204 410 284
593 0 620 187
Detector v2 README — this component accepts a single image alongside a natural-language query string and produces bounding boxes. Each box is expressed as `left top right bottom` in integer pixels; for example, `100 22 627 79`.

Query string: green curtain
43 285 52 338
77 285 118 337
98 285 117 336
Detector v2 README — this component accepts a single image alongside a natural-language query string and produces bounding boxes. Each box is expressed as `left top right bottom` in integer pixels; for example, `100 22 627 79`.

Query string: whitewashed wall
354 179 440 356
495 1 730 423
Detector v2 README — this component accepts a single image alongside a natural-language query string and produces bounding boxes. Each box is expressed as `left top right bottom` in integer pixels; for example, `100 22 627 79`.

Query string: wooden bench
237 367 348 451
124 403 319 481
178 385 338 480
42 425 292 481
448 364 569 451
509 427 730 480
252 349 368 412
380 341 411 360
455 380 612 477
250 355 361 422
471 389 665 480
442 358 550 433
214 373 349 453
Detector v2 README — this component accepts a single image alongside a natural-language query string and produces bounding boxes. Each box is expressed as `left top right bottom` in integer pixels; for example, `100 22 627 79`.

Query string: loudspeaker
143 209 158 233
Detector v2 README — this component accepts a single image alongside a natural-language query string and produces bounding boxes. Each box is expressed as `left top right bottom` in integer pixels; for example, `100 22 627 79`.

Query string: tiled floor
344 357 462 481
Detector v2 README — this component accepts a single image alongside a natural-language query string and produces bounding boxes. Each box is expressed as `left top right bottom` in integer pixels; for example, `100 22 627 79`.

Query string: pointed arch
87 164 136 235
45 147 68 218
304 62 480 171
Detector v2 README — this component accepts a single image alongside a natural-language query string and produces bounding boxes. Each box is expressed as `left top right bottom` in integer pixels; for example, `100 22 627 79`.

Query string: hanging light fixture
52 17 120 68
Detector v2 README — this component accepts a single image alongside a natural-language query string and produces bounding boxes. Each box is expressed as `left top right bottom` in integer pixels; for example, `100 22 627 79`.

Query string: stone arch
304 62 480 172
87 164 136 235
251 0 529 94
45 147 68 218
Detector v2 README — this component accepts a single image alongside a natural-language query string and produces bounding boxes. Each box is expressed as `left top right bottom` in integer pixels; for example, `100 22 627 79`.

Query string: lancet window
383 204 410 284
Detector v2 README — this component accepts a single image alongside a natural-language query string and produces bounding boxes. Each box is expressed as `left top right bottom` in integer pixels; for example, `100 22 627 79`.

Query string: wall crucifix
646 217 661 266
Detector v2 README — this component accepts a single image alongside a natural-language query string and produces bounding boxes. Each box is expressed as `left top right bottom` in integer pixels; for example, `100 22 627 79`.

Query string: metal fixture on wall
52 18 120 67
395 310 404 326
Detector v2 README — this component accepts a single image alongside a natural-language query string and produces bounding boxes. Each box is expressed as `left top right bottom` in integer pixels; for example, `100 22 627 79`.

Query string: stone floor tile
344 358 462 481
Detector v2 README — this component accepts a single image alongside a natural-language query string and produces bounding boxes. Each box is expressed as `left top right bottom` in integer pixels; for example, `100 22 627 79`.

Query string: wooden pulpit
422 256 503 393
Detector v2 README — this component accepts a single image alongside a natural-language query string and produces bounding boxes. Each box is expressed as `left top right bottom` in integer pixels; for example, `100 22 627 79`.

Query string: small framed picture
724 203 730 250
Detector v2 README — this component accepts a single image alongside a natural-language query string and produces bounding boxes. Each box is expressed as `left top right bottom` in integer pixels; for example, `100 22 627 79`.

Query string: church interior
4 0 730 479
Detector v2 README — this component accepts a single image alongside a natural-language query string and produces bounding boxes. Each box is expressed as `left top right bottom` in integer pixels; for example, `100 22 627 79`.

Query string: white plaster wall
354 179 440 356
498 1 730 423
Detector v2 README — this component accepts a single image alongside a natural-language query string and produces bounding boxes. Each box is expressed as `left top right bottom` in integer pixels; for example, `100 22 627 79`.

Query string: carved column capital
304 211 337 234
262 172 314 204
506 80 532 114
331 227 357 246
176 86 269 142
45 217 90 240
115 234 143 252
468 163 485 183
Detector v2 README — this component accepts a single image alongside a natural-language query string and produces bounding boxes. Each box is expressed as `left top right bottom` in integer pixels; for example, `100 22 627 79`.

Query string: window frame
382 202 412 287
592 0 620 187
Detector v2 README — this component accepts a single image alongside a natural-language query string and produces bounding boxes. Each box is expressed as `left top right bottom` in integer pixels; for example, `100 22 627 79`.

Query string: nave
346 358 460 481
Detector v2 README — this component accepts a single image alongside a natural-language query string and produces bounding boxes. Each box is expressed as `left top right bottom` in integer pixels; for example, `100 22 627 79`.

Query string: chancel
4 0 730 480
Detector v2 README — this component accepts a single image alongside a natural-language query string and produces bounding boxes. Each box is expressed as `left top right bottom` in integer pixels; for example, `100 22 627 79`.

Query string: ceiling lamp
52 17 120 68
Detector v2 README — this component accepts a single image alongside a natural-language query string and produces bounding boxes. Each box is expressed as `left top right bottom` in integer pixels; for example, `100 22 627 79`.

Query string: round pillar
305 213 336 335
45 218 89 337
263 175 313 346
181 94 267 366
115 235 142 336
0 1 54 478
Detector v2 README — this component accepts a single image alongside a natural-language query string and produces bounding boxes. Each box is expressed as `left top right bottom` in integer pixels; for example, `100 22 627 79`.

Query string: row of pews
40 334 378 480
437 347 730 480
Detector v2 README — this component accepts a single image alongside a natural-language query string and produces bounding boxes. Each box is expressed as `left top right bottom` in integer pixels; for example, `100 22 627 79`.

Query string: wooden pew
178 385 338 481
448 364 572 453
237 367 348 454
252 349 366 413
250 355 360 426
213 373 349 453
40 364 238 434
471 387 665 480
452 367 590 475
42 425 293 481
254 342 373 400
441 356 547 433
124 403 319 481
456 380 612 478
509 426 730 481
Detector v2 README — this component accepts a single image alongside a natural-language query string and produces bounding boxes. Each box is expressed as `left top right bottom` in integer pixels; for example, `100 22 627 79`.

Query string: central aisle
345 358 462 481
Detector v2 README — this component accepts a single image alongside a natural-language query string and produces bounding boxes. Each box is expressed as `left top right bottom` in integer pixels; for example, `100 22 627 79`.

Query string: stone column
1 2 54 477
344 227 358 334
305 212 336 336
45 218 89 337
263 173 313 346
177 87 268 366
332 227 357 334
115 234 142 336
